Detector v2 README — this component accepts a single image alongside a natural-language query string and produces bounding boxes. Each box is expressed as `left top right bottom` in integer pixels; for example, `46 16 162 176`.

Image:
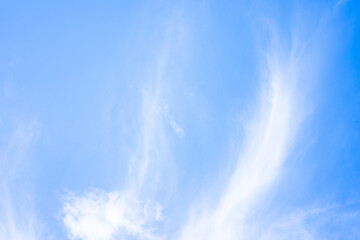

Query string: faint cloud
335 0 349 10
156 104 185 138
170 119 185 137
61 7 188 240
259 204 360 240
0 119 42 240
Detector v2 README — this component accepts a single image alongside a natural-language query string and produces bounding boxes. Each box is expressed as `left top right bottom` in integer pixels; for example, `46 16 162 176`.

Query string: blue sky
0 0 360 239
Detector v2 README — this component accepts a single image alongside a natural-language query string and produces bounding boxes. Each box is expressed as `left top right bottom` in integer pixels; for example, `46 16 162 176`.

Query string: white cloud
61 9 188 240
62 190 164 240
61 49 171 239
156 104 185 138
0 120 43 240
177 2 349 238
169 119 185 138
62 54 170 239
61 3 345 240
179 31 307 240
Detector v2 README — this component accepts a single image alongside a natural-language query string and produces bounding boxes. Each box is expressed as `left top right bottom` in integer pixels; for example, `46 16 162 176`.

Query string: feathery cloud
0 119 42 240
62 190 163 240
179 27 308 240
61 9 188 239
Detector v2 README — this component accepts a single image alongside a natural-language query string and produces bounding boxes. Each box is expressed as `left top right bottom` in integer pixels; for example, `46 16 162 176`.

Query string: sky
0 0 360 239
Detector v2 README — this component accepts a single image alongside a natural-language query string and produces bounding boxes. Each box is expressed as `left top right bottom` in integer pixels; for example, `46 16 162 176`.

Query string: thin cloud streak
62 44 171 240
61 3 349 240
178 2 349 238
179 31 307 240
0 120 42 240
155 104 185 138
61 10 188 240
259 204 360 240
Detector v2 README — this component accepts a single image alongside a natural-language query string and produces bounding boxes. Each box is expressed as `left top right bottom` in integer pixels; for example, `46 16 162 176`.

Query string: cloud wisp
61 48 171 240
258 203 360 240
179 29 308 240
177 1 354 238
61 2 351 240
61 10 188 240
0 119 42 240
156 104 185 138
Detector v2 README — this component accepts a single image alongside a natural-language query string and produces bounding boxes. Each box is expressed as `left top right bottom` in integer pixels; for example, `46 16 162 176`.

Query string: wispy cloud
169 119 185 138
259 203 360 240
62 190 163 240
176 1 354 239
61 2 353 240
61 9 188 240
156 104 185 138
335 0 349 11
178 21 313 240
0 119 42 240
61 46 172 239
62 45 171 240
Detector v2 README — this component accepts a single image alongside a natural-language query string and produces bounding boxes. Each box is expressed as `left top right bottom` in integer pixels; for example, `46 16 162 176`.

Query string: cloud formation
259 204 360 240
179 28 307 240
0 119 42 240
60 2 357 240
62 190 163 240
61 9 188 240
156 104 185 138
61 52 171 239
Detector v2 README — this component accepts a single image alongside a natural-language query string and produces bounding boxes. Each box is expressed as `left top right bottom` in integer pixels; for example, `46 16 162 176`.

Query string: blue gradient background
0 0 359 239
